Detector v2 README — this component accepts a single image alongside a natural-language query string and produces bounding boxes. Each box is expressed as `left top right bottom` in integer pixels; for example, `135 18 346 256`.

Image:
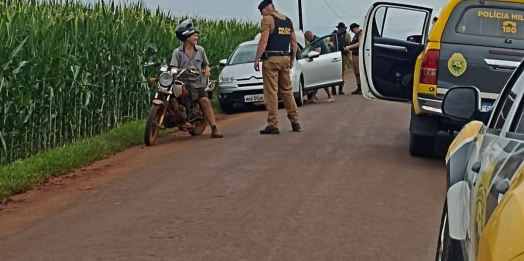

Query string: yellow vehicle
360 1 524 260
430 73 524 260
359 0 524 157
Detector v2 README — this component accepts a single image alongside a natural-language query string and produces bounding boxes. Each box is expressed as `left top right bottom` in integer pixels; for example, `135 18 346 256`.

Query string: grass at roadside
0 120 176 200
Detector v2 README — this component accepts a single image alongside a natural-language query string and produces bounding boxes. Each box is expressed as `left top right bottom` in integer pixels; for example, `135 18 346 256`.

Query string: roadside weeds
0 120 178 200
0 111 230 202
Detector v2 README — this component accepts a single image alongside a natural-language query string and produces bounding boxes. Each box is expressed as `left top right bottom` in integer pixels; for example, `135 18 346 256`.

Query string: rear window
456 7 524 40
227 44 257 65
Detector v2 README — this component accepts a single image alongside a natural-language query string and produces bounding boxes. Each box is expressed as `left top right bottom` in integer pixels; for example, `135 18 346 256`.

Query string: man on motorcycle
170 20 223 138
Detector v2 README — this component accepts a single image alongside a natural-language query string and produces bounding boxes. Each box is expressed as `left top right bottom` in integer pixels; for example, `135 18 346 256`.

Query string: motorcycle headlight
219 74 234 83
159 72 173 87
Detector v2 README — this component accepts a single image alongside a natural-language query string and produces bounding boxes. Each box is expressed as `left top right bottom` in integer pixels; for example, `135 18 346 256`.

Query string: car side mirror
406 34 422 43
147 46 157 55
307 51 320 61
441 86 481 120
219 59 227 66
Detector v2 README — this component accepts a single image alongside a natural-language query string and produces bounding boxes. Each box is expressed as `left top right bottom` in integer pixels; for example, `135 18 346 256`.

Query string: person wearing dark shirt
327 22 351 95
345 23 363 94
304 31 334 103
255 0 301 134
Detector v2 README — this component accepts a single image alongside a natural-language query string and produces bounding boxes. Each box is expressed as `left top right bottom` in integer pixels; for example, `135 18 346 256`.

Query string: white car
216 30 344 113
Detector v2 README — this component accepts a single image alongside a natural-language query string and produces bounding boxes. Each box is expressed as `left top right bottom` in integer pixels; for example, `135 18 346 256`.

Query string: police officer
345 23 362 94
254 0 300 134
328 22 351 95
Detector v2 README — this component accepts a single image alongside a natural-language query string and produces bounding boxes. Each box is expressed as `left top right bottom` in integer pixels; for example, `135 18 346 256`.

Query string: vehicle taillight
420 49 439 85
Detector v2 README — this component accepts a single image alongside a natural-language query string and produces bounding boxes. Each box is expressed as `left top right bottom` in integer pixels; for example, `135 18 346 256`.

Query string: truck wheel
409 133 435 157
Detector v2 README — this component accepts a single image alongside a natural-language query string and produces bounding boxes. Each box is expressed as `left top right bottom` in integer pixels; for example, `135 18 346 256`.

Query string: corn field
0 0 259 165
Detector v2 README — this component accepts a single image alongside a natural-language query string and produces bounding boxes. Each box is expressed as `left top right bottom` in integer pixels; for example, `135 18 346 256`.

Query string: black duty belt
265 51 290 57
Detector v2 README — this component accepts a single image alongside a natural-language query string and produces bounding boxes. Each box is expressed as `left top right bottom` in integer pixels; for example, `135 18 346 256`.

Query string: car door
297 34 343 90
359 2 433 101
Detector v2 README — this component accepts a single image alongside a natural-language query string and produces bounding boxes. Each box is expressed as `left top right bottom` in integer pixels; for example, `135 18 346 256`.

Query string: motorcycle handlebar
144 61 162 67
177 68 200 76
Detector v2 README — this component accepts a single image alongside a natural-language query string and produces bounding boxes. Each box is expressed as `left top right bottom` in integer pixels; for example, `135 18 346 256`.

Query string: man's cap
350 23 360 30
258 0 272 11
336 22 347 29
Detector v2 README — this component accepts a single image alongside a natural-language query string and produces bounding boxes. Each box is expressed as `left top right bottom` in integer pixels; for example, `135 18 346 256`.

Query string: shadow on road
394 131 456 164
223 103 267 115
434 133 455 160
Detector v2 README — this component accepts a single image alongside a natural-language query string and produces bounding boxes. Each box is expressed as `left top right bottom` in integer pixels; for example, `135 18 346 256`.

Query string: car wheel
220 102 234 114
435 199 464 261
295 79 304 107
409 133 435 157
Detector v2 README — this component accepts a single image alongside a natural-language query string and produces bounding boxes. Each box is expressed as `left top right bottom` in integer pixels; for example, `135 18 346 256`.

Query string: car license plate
481 101 493 112
244 94 264 102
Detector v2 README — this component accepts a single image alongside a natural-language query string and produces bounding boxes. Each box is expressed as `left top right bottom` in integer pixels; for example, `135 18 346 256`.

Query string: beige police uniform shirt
259 11 295 34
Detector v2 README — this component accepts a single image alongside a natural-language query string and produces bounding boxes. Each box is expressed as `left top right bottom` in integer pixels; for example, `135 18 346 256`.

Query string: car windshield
228 44 257 65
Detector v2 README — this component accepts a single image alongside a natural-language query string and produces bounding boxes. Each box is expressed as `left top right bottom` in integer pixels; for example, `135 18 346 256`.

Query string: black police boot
351 84 362 95
260 126 280 134
331 86 337 95
339 85 345 95
291 123 301 132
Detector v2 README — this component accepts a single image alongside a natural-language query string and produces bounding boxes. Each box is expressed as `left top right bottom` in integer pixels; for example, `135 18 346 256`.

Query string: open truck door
359 2 433 102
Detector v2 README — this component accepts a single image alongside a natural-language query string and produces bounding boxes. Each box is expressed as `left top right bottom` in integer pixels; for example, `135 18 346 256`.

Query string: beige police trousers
262 56 299 128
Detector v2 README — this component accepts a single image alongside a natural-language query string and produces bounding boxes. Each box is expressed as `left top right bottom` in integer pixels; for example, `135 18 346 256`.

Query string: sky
130 0 447 39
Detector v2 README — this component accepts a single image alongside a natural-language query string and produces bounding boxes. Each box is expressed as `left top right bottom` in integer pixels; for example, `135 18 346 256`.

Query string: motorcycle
143 47 209 146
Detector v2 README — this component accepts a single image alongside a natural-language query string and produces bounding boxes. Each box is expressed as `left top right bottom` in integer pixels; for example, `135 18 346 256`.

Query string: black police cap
258 0 272 11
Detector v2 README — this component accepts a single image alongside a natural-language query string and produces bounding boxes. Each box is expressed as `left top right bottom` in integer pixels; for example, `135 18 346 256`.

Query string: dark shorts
185 82 207 101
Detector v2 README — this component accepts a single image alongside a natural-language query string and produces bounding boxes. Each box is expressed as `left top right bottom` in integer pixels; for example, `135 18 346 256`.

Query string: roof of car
239 40 259 46
246 29 305 48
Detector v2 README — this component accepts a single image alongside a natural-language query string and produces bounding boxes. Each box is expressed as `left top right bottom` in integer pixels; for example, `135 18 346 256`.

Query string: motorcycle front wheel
189 104 207 136
144 104 162 146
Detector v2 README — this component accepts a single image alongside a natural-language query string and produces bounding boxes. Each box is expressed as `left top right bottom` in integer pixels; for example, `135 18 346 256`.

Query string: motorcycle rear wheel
189 104 207 136
144 104 162 146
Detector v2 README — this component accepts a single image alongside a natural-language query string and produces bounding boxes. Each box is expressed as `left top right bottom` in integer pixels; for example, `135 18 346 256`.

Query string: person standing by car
304 30 334 103
170 20 223 138
345 23 362 95
329 30 337 52
328 22 351 95
254 0 301 134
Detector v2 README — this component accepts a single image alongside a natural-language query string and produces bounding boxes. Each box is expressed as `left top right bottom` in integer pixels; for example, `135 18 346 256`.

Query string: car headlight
219 74 234 83
159 72 173 87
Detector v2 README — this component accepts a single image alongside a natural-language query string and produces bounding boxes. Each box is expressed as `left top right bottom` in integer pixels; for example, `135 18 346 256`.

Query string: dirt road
0 76 449 260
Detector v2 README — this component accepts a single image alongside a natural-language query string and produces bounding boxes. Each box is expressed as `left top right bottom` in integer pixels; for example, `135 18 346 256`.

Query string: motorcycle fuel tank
173 83 188 98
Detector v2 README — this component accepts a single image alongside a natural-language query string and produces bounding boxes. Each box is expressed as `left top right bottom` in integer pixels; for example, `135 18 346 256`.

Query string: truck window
456 7 524 40
374 6 428 41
